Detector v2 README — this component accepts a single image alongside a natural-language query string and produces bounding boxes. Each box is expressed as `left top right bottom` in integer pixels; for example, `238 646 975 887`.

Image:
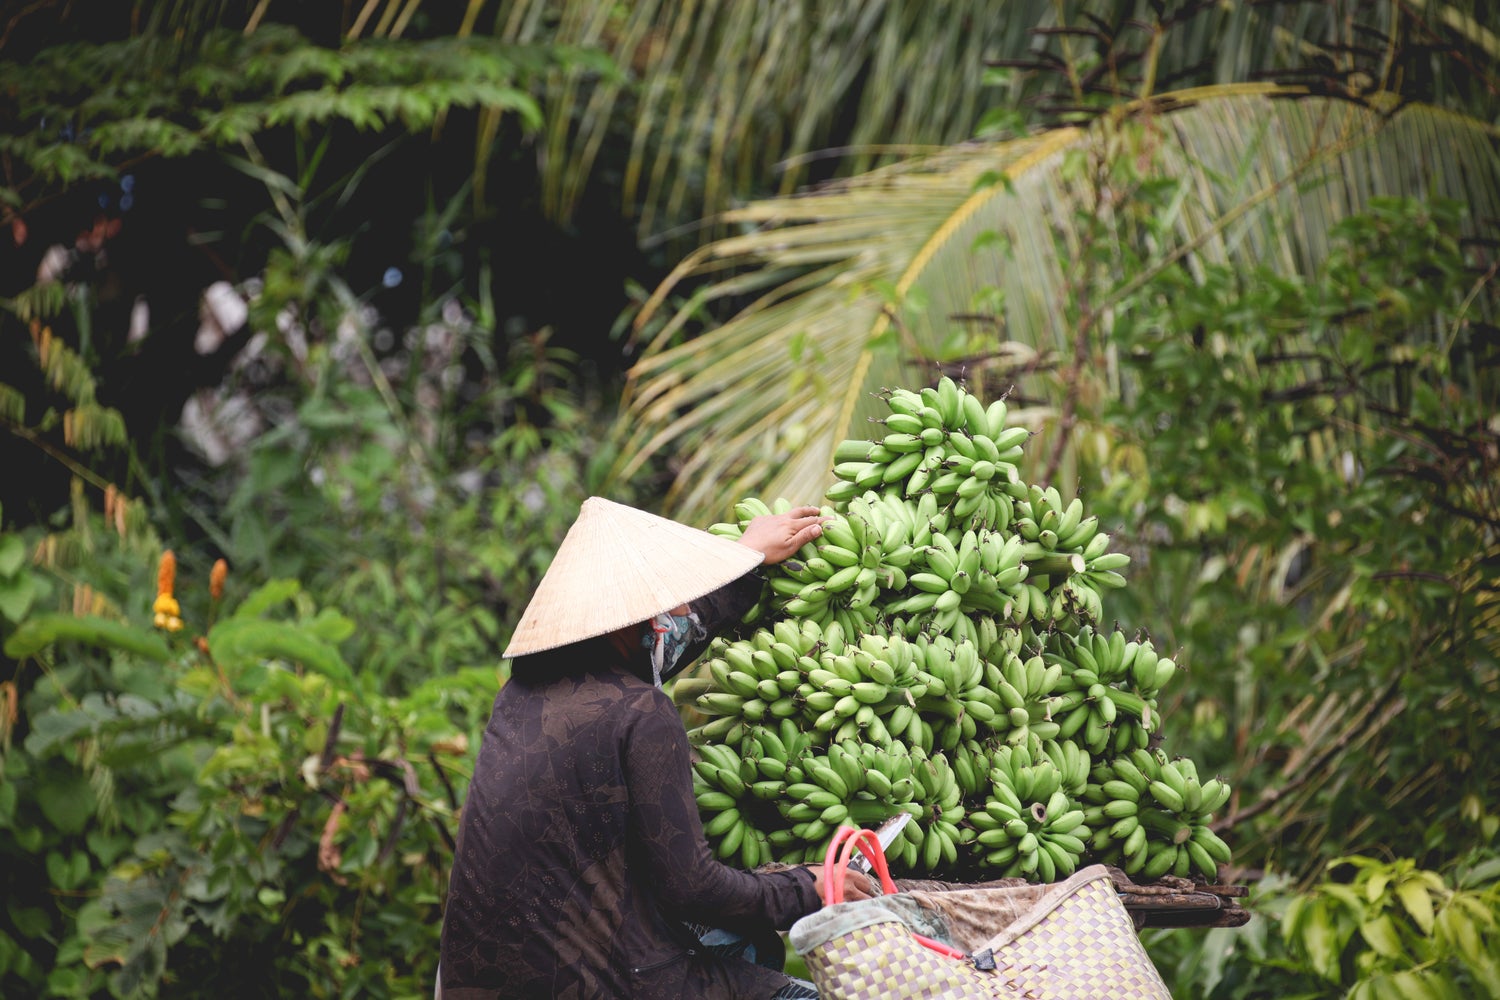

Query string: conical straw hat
502 497 764 658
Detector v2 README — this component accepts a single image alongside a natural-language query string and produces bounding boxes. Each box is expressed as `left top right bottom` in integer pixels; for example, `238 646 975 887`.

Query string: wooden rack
891 868 1251 929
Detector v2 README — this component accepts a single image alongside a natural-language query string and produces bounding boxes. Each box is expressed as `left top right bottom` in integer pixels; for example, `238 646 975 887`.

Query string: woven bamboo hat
502 496 764 658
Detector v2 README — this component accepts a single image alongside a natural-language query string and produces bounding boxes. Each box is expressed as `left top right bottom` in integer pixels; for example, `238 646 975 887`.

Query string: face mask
642 608 705 687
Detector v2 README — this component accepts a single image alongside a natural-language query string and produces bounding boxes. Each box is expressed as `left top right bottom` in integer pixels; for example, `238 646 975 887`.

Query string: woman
439 497 873 999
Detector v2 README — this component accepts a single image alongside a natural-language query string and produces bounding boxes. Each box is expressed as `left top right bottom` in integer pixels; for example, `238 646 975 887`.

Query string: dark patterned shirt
440 575 820 999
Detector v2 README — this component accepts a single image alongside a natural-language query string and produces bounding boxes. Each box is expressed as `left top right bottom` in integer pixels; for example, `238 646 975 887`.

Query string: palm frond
609 86 1500 523
484 0 1500 242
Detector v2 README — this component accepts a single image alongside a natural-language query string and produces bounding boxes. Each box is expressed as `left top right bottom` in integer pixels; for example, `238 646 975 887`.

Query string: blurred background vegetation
1 0 1496 996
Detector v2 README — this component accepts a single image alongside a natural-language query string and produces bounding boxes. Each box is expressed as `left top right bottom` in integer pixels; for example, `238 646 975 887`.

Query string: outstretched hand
738 507 827 565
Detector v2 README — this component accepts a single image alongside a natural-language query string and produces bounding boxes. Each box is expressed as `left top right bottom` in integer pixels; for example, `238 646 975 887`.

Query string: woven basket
790 827 1172 1000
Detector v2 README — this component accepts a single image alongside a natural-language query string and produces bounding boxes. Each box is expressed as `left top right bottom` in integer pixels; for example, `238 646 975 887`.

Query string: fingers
842 870 876 901
738 508 829 564
789 521 823 548
803 864 876 904
785 508 828 545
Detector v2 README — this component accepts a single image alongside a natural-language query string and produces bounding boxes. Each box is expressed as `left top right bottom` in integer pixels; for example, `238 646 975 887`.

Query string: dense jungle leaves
0 26 578 199
1 1 1498 997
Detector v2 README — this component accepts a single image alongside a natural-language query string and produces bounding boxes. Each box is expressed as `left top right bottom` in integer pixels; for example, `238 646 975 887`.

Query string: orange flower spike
152 550 182 629
157 550 176 598
210 558 228 601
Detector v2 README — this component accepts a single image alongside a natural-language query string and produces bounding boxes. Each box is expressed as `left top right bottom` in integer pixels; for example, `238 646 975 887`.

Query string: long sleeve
679 571 764 664
622 684 820 931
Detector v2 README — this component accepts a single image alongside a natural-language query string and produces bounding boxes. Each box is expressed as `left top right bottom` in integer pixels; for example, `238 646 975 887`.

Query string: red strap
820 825 857 901
820 825 897 902
819 824 968 962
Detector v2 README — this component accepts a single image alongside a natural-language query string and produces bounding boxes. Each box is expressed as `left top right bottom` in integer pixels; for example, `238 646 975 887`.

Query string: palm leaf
608 85 1500 523
484 0 1499 243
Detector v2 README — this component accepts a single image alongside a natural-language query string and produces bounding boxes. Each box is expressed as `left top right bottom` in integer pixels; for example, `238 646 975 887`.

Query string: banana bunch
969 743 1090 882
889 524 1031 638
981 646 1063 747
689 619 827 745
712 498 888 636
677 375 1233 885
692 741 777 868
776 740 921 860
1043 626 1176 756
1041 738 1095 798
1009 485 1130 624
903 633 1009 751
1082 748 1234 880
902 747 969 872
829 378 1028 526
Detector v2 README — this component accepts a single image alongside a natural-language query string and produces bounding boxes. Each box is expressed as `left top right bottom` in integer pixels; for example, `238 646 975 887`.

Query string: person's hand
737 507 827 565
804 864 876 904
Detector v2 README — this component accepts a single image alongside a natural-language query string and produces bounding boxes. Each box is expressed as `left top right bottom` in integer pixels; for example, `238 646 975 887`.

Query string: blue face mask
643 608 706 687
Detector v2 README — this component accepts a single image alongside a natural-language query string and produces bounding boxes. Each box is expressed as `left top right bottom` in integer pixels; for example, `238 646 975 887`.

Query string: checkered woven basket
974 867 1173 999
801 916 1017 999
792 828 1171 1000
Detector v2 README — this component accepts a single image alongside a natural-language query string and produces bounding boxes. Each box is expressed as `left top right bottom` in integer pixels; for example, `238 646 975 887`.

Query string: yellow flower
152 550 183 632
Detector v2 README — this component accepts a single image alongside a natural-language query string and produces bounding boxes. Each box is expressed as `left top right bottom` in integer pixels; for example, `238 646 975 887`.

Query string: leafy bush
1 540 504 997
1039 170 1500 879
1146 853 1500 999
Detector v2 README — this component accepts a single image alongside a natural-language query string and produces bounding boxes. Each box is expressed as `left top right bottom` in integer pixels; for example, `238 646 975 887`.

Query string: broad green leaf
35 768 96 835
1439 906 1483 967
12 824 43 853
303 608 357 643
85 829 131 868
208 617 354 687
1360 914 1405 959
230 578 301 619
1387 970 1441 1000
0 534 25 577
45 850 91 892
23 707 97 756
0 573 37 623
1457 857 1500 889
1396 878 1437 936
1302 906 1341 981
3 613 171 661
1320 883 1367 914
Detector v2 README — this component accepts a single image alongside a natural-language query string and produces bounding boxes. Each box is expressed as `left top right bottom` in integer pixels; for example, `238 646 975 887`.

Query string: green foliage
1070 188 1500 875
0 2 1494 996
0 521 46 629
202 327 604 692
0 25 578 204
0 314 131 492
5 614 171 661
1147 854 1500 999
1282 856 1500 996
1 530 502 997
1 56 612 987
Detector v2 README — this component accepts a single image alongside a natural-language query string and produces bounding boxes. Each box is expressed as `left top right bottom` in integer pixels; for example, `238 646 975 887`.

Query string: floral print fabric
439 575 820 999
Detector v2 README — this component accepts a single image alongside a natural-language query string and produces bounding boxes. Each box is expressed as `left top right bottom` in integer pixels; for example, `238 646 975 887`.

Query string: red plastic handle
819 825 968 961
822 826 897 902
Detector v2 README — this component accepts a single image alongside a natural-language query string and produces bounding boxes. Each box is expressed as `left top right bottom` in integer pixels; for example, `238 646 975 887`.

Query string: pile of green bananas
680 376 1232 883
